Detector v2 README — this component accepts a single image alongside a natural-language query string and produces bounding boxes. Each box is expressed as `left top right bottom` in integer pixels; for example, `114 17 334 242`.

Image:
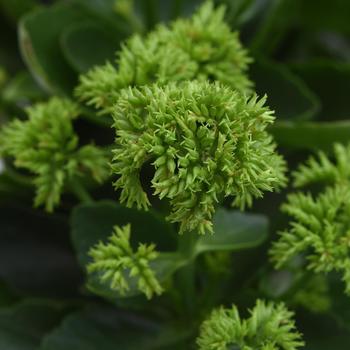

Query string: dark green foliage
1 0 350 349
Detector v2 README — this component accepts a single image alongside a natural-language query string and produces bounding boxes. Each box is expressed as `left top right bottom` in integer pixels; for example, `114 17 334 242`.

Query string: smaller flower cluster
111 81 286 234
0 97 109 211
270 143 350 295
88 224 163 299
197 299 304 350
76 1 252 115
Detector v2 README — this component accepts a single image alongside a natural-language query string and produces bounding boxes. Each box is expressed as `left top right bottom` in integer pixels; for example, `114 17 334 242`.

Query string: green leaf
290 60 350 121
2 71 46 104
251 59 320 121
40 306 189 350
71 201 185 299
298 0 350 35
0 168 33 203
217 0 268 28
300 312 350 350
18 3 87 94
73 0 131 32
0 0 37 22
248 0 299 55
0 299 66 350
0 281 16 307
270 120 350 152
0 204 80 296
61 22 123 73
194 208 268 255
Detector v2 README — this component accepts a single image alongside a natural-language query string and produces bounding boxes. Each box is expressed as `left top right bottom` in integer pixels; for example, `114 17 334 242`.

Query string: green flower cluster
197 300 304 350
76 1 252 115
0 98 109 211
271 143 350 295
88 224 163 299
111 81 286 234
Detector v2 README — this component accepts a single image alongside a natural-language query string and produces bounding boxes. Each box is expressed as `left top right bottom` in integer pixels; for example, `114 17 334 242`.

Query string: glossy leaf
71 201 185 299
2 71 46 104
0 300 66 350
194 208 268 255
19 3 87 94
251 58 320 121
0 204 80 296
270 120 350 152
40 305 189 350
61 22 122 73
291 60 350 121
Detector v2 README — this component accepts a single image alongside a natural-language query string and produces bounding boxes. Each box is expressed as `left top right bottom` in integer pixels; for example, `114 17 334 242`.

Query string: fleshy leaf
71 201 185 299
194 208 268 255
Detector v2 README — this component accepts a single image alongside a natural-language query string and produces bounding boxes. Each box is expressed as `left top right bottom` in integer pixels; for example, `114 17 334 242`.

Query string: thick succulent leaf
0 299 66 350
73 0 131 32
291 61 350 121
301 311 350 350
251 58 320 121
18 2 87 94
0 281 16 307
0 204 81 296
71 201 185 299
215 0 266 27
194 208 268 255
298 0 350 35
270 120 350 152
2 71 46 104
61 22 123 73
0 0 37 22
40 305 189 350
248 0 299 54
17 0 127 94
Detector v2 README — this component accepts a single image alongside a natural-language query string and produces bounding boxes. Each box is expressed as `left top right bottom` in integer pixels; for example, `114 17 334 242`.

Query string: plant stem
178 231 197 317
142 0 158 30
5 166 34 187
70 179 93 204
171 0 184 19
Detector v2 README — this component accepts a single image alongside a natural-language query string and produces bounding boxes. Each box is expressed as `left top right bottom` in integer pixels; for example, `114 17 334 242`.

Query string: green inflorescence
75 1 252 115
0 97 109 211
87 224 163 299
270 143 350 295
197 299 304 350
111 81 286 234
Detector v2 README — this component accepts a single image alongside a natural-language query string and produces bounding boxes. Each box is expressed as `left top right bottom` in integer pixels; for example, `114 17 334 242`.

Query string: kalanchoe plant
2 0 350 348
270 143 350 295
111 81 286 234
0 97 109 211
88 224 163 299
75 1 252 115
197 300 304 350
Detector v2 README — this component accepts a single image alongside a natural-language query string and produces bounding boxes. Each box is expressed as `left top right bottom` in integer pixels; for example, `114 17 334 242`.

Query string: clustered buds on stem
88 224 163 299
197 299 304 350
75 1 252 115
270 143 350 295
111 81 286 234
0 98 109 211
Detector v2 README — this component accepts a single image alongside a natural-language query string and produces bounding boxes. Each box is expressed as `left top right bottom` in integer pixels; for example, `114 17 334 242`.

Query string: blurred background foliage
1 0 350 349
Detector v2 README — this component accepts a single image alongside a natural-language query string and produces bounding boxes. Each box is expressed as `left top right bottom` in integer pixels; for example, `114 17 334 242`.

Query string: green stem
4 167 34 187
70 179 93 204
142 0 158 30
281 269 314 301
80 108 112 128
171 0 184 19
177 231 197 317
